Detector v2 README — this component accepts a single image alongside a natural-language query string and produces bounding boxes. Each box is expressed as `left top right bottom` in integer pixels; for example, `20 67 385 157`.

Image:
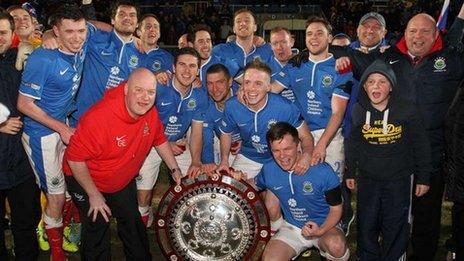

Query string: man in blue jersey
189 24 239 89
217 60 314 233
71 0 142 123
273 16 353 179
16 6 87 260
252 122 349 261
267 26 297 102
136 47 207 226
201 64 241 171
218 60 313 177
137 13 173 81
212 9 273 78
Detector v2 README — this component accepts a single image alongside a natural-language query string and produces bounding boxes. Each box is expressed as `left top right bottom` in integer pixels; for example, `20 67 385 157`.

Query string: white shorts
273 221 321 257
22 132 66 194
274 221 345 259
312 128 344 180
231 153 263 179
136 145 192 190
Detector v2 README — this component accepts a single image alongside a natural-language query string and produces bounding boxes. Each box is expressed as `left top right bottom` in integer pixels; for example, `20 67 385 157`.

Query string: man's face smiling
112 5 138 37
173 54 199 89
233 12 256 39
193 30 212 60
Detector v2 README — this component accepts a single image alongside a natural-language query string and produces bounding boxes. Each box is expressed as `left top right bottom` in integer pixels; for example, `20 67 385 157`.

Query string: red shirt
63 83 167 193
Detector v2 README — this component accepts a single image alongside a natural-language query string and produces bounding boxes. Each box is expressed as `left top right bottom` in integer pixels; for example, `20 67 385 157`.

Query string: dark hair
266 122 299 145
306 16 332 34
0 12 15 31
174 47 201 67
206 63 231 79
233 8 256 24
49 4 84 27
110 0 139 20
243 59 272 79
188 24 211 43
139 13 159 27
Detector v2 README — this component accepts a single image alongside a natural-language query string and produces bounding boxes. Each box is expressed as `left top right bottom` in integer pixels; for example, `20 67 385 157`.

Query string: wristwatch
170 167 181 174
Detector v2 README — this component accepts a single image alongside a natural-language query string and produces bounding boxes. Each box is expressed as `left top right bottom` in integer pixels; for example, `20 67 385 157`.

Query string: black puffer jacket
0 48 35 189
445 83 464 203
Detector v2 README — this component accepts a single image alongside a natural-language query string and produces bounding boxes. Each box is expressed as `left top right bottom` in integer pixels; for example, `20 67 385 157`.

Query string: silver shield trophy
155 173 271 260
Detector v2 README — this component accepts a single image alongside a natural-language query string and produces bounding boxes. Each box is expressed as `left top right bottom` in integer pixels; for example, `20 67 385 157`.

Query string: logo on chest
129 55 139 67
116 135 127 147
433 57 446 72
321 74 333 87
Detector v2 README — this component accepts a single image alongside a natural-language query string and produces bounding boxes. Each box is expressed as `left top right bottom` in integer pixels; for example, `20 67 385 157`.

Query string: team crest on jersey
279 71 286 77
169 116 178 123
129 55 139 67
187 99 197 109
143 122 150 136
307 90 315 99
267 119 277 129
322 74 333 87
110 66 120 75
303 181 313 194
288 198 297 208
433 57 446 72
152 60 161 71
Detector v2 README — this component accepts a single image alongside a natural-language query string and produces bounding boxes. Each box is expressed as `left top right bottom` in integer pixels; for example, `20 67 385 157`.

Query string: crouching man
235 122 349 261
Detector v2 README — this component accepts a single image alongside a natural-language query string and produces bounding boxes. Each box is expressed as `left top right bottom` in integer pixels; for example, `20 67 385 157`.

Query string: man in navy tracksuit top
345 60 432 260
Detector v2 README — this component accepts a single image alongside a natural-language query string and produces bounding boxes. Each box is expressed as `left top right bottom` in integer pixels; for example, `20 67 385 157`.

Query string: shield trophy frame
155 173 271 261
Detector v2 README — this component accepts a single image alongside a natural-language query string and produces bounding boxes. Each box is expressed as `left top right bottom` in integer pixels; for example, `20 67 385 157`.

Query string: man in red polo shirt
63 68 181 260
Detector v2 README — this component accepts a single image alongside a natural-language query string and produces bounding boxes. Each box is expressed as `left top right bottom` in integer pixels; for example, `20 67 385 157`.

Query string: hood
358 59 397 135
104 81 138 124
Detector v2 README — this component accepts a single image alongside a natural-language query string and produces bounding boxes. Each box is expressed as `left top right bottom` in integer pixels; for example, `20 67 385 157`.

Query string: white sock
138 206 149 216
43 213 63 229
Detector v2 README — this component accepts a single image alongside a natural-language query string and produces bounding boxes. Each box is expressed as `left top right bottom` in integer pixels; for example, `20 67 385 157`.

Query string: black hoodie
345 60 432 185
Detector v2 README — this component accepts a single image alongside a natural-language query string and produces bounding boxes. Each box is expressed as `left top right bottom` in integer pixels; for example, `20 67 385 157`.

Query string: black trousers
410 170 445 261
452 202 464 260
357 176 411 261
66 177 151 261
0 175 41 261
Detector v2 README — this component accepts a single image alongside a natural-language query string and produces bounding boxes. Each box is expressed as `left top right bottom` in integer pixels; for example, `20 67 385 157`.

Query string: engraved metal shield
155 173 270 261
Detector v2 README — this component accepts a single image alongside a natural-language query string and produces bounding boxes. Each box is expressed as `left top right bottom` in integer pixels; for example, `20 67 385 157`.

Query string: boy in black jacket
345 60 431 260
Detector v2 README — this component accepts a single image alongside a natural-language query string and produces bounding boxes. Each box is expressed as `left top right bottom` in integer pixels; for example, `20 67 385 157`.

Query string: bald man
63 68 181 260
341 6 464 260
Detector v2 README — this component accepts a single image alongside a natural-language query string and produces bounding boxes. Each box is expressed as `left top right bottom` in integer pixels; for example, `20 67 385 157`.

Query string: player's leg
136 147 162 227
22 132 67 260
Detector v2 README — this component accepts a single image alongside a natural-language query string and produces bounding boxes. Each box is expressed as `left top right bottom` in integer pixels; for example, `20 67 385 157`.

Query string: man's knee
322 233 347 259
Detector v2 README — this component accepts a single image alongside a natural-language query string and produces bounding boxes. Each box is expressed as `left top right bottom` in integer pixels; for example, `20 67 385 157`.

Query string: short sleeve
19 50 52 100
219 103 238 134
